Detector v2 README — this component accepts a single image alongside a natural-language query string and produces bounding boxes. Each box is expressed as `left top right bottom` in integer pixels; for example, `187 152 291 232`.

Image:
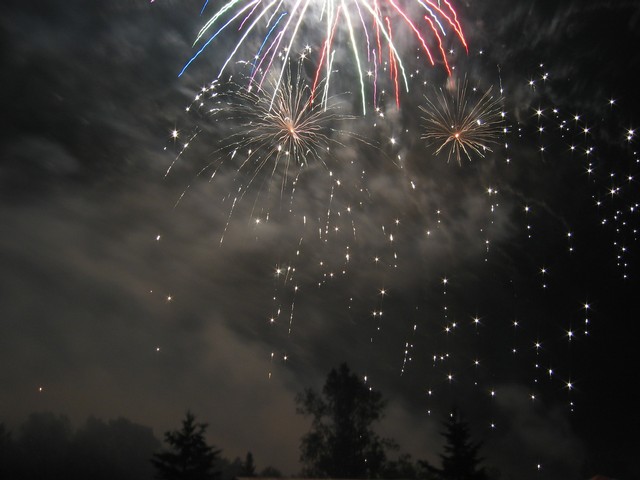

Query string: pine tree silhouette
152 411 221 480
421 409 487 480
241 452 256 476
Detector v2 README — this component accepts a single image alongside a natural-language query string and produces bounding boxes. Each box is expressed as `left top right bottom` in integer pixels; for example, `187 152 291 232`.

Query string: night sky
1 1 639 479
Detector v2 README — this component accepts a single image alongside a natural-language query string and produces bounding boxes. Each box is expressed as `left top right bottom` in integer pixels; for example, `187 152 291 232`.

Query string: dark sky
1 1 639 478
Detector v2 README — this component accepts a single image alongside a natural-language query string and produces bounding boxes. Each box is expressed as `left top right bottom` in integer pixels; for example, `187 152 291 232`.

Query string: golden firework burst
420 80 504 164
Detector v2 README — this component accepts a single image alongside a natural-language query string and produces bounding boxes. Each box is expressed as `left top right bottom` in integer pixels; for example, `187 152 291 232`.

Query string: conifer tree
241 452 256 476
152 411 221 480
420 410 487 480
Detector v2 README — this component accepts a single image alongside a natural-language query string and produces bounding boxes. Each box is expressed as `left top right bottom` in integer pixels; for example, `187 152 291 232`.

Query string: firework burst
420 80 504 164
180 0 467 113
210 63 354 192
227 70 340 174
166 57 366 244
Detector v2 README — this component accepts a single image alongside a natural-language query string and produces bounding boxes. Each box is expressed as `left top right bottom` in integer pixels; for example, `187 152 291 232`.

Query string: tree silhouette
241 452 256 476
0 423 16 479
72 416 160 480
296 362 393 478
152 411 221 480
259 465 283 477
421 410 487 480
19 412 73 479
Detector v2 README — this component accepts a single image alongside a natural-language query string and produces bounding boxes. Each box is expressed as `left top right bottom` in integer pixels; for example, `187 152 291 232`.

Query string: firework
420 80 504 164
179 0 468 113
218 64 352 189
166 57 361 219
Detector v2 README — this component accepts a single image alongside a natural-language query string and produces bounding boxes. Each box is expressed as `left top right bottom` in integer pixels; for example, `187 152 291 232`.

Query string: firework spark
420 80 504 164
179 0 468 113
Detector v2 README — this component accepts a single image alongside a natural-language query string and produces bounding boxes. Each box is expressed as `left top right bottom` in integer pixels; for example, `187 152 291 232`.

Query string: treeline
0 363 491 480
0 414 279 480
